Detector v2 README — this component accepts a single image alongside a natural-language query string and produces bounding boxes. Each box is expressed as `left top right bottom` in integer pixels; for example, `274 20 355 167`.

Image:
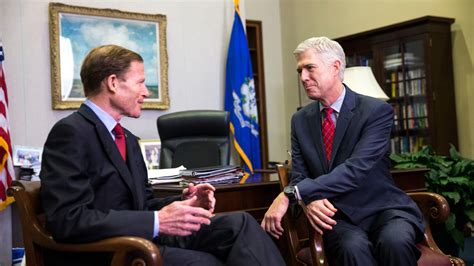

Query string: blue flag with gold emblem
224 9 261 174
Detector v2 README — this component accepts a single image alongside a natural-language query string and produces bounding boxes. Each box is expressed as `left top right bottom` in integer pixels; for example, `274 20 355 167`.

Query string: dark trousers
155 212 285 266
324 209 422 266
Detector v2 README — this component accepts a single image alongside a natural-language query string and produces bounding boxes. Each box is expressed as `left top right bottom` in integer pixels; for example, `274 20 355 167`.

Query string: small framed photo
139 139 161 170
13 145 43 167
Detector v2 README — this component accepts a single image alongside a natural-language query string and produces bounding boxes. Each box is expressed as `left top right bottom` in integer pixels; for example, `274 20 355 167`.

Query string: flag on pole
224 1 261 174
0 41 15 211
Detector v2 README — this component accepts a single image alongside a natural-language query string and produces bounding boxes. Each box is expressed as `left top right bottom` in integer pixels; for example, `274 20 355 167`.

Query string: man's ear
332 60 342 77
105 74 119 93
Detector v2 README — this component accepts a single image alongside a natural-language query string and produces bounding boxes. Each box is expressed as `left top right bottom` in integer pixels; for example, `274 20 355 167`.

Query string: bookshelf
336 16 458 155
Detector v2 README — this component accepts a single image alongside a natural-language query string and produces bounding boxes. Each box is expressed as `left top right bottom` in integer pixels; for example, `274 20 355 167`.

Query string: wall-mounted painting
49 2 169 109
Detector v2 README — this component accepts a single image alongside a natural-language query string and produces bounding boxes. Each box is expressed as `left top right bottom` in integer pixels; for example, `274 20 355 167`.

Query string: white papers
148 165 186 180
149 178 182 185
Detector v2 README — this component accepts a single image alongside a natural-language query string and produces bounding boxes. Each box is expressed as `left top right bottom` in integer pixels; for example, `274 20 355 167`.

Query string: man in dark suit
40 44 284 266
262 37 424 265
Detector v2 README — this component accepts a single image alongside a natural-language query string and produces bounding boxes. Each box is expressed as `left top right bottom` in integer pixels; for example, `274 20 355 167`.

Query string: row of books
148 165 243 185
387 71 426 97
383 53 423 70
393 103 429 130
346 55 372 67
390 136 427 154
386 68 425 82
393 117 429 131
394 103 428 118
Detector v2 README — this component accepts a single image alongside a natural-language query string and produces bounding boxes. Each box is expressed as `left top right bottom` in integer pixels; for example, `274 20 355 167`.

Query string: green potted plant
390 145 474 250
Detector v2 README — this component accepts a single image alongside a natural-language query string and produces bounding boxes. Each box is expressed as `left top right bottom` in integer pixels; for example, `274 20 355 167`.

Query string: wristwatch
283 185 297 202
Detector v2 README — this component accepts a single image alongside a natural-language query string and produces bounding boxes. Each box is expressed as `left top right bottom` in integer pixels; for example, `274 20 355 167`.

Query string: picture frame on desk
139 139 161 171
49 2 169 110
12 145 43 168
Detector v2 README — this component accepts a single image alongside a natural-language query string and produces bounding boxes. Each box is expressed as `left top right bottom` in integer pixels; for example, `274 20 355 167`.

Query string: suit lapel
330 88 356 168
78 105 139 209
305 103 330 171
125 133 145 210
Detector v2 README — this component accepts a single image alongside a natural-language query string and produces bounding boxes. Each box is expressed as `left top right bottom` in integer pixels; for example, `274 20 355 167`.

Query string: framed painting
49 2 169 109
138 139 161 170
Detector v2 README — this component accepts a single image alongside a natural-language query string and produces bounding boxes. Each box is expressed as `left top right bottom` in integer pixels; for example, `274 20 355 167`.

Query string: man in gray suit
40 44 284 266
262 37 424 266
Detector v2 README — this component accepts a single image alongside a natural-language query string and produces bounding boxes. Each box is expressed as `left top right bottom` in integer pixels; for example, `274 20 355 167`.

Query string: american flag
0 41 15 211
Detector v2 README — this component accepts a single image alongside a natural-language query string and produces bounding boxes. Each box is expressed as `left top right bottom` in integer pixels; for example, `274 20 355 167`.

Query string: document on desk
148 165 186 180
180 165 243 184
180 165 241 178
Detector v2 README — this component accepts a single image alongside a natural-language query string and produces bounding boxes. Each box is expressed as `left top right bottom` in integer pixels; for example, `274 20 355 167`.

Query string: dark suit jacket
40 104 177 265
290 87 424 232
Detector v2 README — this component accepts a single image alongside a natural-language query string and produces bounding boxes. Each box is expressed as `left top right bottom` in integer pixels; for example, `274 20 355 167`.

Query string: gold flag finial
233 0 240 16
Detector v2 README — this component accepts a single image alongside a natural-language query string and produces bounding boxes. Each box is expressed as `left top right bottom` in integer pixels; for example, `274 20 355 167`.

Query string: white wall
0 0 288 164
245 0 287 163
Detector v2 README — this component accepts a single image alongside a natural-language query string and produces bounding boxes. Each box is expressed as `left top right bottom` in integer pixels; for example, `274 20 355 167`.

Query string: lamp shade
343 66 389 101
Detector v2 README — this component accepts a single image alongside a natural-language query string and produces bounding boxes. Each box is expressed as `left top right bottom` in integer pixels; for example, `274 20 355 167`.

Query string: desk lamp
343 66 389 101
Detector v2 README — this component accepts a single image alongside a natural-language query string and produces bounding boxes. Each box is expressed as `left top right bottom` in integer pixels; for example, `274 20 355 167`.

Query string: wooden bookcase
246 20 269 167
335 16 458 155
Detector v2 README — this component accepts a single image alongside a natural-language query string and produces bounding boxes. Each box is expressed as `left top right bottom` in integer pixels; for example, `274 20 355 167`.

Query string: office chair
7 180 162 266
276 164 465 266
157 110 230 168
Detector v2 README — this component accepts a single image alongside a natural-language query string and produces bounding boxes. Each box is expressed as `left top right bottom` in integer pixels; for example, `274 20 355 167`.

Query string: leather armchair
275 164 465 266
157 110 230 168
8 180 162 266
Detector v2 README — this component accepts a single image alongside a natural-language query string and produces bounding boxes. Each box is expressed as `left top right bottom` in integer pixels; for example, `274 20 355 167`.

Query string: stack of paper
148 165 186 184
180 165 243 185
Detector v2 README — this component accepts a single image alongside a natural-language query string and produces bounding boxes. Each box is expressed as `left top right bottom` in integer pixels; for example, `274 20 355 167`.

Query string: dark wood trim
246 19 269 168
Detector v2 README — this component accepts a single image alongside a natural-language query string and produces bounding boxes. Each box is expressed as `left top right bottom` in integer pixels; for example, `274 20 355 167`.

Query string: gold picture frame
49 2 169 109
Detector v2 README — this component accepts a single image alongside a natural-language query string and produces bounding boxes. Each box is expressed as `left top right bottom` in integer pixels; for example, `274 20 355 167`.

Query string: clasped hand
158 183 216 236
261 193 338 238
305 199 337 235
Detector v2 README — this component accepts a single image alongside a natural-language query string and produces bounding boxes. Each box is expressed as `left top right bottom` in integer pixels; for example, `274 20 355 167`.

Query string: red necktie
113 123 127 161
322 108 335 162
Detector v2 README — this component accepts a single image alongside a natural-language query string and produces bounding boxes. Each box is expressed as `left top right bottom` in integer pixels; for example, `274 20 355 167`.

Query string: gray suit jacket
290 87 424 232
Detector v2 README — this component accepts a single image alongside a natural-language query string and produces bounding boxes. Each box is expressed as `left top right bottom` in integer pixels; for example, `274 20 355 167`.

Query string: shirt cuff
153 211 160 237
294 185 302 201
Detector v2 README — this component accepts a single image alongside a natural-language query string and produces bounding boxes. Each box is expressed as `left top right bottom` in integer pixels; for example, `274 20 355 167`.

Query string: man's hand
182 183 216 213
158 196 213 236
305 199 337 235
261 192 289 239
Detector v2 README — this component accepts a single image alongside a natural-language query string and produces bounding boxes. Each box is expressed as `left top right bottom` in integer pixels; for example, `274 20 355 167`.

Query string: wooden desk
391 168 428 192
152 168 428 264
152 168 428 215
153 172 280 220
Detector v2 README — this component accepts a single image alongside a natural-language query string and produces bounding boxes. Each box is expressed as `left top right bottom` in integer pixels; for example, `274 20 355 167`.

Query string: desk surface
152 168 428 266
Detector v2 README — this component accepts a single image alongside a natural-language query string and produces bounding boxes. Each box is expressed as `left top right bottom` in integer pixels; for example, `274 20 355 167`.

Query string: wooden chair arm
299 201 328 266
8 182 161 266
36 236 161 266
408 192 450 255
408 192 450 224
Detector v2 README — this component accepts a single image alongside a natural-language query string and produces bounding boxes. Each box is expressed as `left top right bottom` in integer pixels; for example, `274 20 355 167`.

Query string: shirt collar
84 99 119 134
319 86 346 114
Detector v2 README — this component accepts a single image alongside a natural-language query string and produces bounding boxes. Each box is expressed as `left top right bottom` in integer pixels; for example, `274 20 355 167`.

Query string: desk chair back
8 180 162 266
157 110 230 168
